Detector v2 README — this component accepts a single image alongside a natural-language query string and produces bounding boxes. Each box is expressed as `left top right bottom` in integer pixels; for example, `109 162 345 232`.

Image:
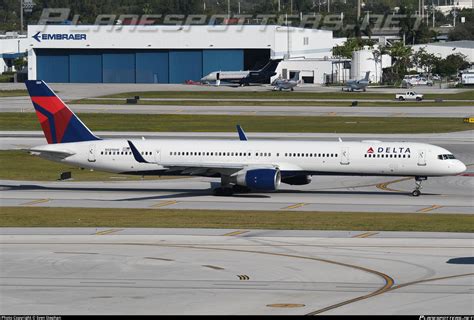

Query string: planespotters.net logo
420 316 474 320
32 31 87 43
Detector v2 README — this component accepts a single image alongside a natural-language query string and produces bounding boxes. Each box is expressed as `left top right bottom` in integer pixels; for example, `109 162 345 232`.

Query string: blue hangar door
202 49 243 76
136 51 169 83
36 49 69 83
69 50 102 83
102 51 136 83
169 50 202 83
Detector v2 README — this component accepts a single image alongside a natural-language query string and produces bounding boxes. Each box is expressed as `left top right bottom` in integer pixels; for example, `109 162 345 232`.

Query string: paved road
1 97 473 117
1 82 470 99
1 230 472 314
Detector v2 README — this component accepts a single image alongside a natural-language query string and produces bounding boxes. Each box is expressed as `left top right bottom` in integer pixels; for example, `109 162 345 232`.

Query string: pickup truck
395 91 424 101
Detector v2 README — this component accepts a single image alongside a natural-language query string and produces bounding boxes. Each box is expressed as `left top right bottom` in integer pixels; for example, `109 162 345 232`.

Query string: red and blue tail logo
25 80 100 144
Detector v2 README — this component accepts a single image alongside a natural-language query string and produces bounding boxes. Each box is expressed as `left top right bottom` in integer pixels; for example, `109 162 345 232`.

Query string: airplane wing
28 148 76 160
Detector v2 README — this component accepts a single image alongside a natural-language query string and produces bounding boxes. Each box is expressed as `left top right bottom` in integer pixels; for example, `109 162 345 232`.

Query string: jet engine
281 175 312 185
232 168 281 191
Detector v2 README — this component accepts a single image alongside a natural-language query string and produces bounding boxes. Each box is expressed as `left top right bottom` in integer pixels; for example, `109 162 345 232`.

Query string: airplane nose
457 161 467 174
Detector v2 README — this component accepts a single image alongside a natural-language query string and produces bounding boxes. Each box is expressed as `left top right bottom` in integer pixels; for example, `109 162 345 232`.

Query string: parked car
403 75 433 86
395 91 424 101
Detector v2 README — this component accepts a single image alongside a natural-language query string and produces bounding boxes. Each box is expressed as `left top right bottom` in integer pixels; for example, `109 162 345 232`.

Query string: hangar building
27 24 342 84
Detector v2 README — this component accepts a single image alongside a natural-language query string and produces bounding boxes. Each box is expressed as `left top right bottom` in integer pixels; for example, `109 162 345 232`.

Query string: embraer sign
32 31 87 43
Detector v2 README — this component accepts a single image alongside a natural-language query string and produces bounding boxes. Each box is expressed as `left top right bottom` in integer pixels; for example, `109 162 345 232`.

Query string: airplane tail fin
364 71 370 81
290 71 300 81
258 59 282 75
25 80 100 144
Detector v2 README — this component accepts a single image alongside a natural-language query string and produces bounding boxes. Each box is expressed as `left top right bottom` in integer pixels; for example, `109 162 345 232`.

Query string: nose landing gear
411 176 427 197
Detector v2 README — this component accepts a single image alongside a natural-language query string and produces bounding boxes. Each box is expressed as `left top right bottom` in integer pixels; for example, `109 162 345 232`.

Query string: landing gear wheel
411 176 426 197
232 185 252 193
213 187 234 196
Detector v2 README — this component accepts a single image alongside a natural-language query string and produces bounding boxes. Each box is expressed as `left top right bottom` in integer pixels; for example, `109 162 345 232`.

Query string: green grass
0 150 179 181
71 98 474 107
0 89 28 97
1 112 471 134
0 207 472 232
101 90 474 100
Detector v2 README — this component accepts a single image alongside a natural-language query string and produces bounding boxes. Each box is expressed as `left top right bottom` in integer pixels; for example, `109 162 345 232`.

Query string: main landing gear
411 176 427 197
213 176 252 196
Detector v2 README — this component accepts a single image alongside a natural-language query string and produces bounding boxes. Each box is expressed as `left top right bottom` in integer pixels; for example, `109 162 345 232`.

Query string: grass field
71 99 474 107
0 207 472 232
0 150 177 181
0 89 28 97
102 90 474 100
1 113 471 134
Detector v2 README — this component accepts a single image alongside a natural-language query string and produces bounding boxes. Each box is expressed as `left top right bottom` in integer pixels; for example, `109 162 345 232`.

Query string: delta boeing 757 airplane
25 80 466 196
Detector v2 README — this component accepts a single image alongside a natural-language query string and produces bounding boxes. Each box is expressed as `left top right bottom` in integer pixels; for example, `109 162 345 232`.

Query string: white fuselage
33 139 466 178
201 71 249 82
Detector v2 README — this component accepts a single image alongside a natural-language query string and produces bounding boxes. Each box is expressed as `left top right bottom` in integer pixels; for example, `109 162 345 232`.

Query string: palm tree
389 42 413 81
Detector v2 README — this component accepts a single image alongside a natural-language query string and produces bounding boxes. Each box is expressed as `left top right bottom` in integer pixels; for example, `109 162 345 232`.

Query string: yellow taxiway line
222 230 249 237
20 198 50 206
352 231 379 238
95 229 123 236
416 205 443 213
282 203 308 210
150 200 178 208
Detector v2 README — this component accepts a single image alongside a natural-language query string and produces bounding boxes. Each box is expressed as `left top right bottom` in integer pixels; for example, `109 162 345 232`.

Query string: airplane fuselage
33 139 466 178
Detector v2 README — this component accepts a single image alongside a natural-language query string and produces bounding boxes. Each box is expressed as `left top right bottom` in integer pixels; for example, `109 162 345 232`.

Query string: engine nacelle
232 168 281 191
281 175 312 185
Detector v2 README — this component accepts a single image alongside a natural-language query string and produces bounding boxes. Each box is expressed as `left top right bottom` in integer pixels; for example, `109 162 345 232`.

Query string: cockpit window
438 154 456 160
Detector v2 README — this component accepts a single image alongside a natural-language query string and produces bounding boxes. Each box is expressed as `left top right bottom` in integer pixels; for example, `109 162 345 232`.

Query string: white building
351 46 392 83
0 33 29 73
22 24 343 83
411 40 474 62
436 0 473 14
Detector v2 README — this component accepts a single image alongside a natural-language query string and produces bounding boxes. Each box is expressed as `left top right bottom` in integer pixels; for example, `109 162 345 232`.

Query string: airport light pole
20 0 24 34
357 0 361 20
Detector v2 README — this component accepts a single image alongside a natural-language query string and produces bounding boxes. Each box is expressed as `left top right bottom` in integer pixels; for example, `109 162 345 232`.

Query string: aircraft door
88 144 96 162
417 150 426 166
154 149 162 163
340 148 350 165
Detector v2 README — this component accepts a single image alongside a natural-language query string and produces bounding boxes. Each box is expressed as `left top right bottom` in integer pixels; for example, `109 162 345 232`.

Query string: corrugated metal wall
69 51 102 83
36 50 69 83
136 51 169 84
35 49 257 83
202 49 244 76
169 50 203 83
103 51 136 83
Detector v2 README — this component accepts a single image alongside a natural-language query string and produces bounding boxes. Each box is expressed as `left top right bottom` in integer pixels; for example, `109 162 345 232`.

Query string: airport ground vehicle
25 80 466 197
396 91 424 101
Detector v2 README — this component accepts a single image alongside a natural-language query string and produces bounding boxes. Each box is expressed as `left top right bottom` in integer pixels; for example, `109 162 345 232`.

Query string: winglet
236 125 248 141
127 140 151 164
